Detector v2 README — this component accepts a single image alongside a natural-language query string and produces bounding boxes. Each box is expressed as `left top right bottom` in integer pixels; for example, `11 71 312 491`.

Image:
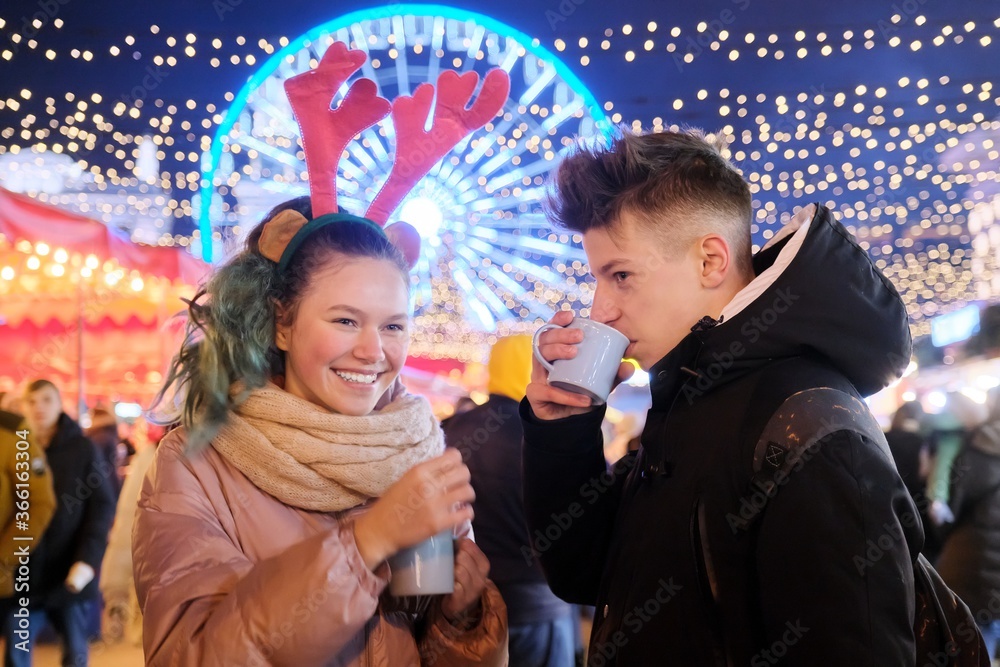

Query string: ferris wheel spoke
463 111 523 169
470 228 586 261
231 135 297 169
540 98 585 133
518 63 557 107
486 158 553 190
466 187 546 213
454 246 552 320
453 253 512 321
349 25 383 95
496 42 520 74
494 212 553 229
462 237 571 291
463 24 487 73
451 263 497 331
391 16 411 95
346 141 379 174
257 180 308 199
427 16 445 84
247 97 299 138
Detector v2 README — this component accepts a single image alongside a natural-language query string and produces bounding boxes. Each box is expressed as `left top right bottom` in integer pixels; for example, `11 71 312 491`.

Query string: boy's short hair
547 128 754 279
24 379 60 397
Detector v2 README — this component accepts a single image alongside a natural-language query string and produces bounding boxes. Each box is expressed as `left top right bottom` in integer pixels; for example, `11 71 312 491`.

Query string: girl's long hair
150 197 409 450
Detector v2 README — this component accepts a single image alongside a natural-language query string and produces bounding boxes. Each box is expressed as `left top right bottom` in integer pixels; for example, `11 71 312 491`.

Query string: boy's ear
698 234 731 289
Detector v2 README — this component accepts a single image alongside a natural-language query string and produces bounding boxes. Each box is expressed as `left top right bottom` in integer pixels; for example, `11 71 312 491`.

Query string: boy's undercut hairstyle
548 128 754 279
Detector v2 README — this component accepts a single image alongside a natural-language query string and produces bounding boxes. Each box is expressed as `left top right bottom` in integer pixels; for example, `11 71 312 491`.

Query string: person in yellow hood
443 335 576 667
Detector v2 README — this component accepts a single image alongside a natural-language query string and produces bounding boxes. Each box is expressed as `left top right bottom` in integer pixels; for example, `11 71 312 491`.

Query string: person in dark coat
1 380 116 667
523 129 921 666
886 400 940 559
936 387 1000 659
444 335 575 667
84 407 124 499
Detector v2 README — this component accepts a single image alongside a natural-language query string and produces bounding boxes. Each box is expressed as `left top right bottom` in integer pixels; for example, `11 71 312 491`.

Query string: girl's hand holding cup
353 448 474 571
440 538 491 627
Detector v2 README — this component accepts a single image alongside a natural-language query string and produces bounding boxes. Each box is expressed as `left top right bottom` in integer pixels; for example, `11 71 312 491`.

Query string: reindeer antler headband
257 41 511 271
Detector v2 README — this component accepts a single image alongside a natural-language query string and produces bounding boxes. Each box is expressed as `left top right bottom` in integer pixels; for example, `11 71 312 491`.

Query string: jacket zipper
362 615 371 667
691 497 732 667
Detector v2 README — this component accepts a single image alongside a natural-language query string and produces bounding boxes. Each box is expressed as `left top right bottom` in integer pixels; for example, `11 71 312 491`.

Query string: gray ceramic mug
532 319 630 404
387 529 455 596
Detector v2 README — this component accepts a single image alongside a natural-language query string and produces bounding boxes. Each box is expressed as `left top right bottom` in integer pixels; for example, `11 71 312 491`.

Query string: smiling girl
132 197 508 666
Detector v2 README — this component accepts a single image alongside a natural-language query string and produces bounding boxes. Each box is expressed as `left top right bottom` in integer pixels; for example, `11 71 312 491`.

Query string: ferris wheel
199 5 609 359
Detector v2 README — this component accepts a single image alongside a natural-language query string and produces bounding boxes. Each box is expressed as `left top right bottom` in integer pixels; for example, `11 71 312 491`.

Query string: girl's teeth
335 371 377 384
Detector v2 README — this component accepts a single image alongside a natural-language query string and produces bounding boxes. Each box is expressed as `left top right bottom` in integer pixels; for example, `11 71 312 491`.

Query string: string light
1 9 997 360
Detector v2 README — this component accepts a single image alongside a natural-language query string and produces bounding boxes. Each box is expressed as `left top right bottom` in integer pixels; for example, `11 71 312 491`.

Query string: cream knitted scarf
211 383 444 512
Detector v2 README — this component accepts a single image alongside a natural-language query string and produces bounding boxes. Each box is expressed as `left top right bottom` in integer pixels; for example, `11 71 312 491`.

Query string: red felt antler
284 42 391 217
365 68 511 224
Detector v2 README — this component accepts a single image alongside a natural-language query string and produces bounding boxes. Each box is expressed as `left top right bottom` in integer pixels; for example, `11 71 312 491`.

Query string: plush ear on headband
258 210 308 264
258 210 421 271
384 221 421 269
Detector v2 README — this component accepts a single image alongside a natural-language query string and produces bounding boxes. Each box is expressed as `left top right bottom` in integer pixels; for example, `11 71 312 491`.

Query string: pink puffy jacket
133 429 509 666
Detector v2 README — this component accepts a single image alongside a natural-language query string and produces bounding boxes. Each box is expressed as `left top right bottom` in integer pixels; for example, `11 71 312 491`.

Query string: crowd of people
0 384 163 666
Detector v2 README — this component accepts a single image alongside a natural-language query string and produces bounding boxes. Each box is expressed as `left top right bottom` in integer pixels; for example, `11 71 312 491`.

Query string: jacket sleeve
520 399 624 605
72 439 117 569
417 520 509 666
419 581 509 666
1 436 56 563
133 439 390 667
754 429 918 667
101 447 155 599
946 447 977 524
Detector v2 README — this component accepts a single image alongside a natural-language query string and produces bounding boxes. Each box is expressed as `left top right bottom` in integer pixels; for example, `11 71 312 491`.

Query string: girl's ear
274 300 291 351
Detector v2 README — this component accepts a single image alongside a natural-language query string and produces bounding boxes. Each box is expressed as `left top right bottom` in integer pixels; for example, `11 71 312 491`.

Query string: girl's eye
386 324 406 332
333 318 356 326
614 272 629 283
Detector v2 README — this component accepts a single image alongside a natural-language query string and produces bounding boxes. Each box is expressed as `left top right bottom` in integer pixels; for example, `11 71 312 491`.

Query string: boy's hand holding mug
526 310 634 421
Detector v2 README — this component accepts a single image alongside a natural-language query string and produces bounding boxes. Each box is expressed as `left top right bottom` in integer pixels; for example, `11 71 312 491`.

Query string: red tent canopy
0 186 206 283
0 187 207 410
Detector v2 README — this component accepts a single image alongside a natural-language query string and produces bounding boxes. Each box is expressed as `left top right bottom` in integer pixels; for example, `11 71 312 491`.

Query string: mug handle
531 323 562 373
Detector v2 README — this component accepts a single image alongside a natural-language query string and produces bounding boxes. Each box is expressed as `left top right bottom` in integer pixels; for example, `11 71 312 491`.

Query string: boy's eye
614 272 629 282
386 324 406 332
333 318 356 326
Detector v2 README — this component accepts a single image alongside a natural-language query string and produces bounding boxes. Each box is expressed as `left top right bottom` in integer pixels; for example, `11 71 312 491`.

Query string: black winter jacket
522 204 921 666
30 413 116 605
443 395 572 625
936 420 1000 619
